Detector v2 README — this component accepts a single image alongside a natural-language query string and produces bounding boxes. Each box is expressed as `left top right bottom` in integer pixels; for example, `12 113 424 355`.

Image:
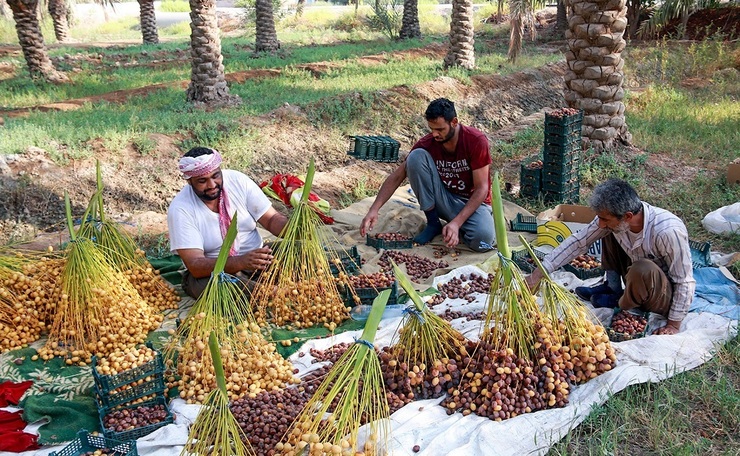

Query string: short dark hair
425 98 457 122
183 147 215 158
589 178 643 219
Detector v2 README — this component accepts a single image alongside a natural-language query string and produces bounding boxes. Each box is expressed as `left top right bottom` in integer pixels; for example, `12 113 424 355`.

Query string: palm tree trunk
564 0 631 152
626 0 641 39
48 0 70 42
186 0 239 105
399 0 421 39
7 0 68 83
556 0 567 35
255 0 279 53
444 0 475 70
296 0 305 17
138 0 159 44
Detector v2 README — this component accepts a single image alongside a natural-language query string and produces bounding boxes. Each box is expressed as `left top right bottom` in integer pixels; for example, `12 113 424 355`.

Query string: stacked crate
541 109 583 203
348 135 400 162
519 154 543 199
92 344 173 443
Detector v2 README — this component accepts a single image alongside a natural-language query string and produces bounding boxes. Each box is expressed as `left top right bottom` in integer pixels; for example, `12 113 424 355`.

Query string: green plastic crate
510 213 538 233
520 154 543 190
366 234 413 250
94 376 166 410
341 280 399 307
327 245 362 276
543 182 580 204
348 135 400 162
50 430 138 456
511 248 547 273
544 139 581 157
92 343 164 392
544 109 583 128
562 263 603 280
607 309 650 342
99 395 173 443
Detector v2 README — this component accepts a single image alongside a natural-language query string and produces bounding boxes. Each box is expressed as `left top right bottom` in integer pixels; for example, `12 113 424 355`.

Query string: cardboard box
536 204 601 258
727 162 740 185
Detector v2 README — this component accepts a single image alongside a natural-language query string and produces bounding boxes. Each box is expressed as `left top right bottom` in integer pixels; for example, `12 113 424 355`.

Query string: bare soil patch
658 7 740 40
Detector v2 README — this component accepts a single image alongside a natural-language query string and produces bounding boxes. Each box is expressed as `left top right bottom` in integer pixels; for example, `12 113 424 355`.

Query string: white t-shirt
167 169 272 258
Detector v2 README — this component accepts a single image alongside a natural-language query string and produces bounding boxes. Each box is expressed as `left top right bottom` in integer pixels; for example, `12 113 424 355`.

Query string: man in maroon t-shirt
360 98 495 252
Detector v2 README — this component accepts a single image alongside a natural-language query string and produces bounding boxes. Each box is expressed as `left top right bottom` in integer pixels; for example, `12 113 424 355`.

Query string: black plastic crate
348 135 400 162
543 160 579 182
99 395 173 443
607 309 649 342
544 140 581 157
544 109 584 128
326 245 362 276
562 263 603 280
689 239 711 269
542 176 580 194
511 248 547 273
544 129 582 145
366 234 413 250
520 184 540 199
543 184 580 204
341 280 399 307
520 155 543 190
95 376 166 410
92 344 165 393
49 430 138 456
510 213 538 233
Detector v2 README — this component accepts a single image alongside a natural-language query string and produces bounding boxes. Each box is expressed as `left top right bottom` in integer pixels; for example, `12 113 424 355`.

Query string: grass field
1 6 739 453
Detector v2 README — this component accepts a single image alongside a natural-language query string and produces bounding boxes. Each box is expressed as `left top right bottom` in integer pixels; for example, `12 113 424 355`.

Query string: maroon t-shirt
412 124 492 204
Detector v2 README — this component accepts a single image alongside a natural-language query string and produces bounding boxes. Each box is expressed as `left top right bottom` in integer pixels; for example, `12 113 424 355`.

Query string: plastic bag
702 202 740 235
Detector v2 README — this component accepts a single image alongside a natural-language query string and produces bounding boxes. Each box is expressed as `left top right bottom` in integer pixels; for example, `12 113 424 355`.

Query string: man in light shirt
167 147 288 299
525 178 695 335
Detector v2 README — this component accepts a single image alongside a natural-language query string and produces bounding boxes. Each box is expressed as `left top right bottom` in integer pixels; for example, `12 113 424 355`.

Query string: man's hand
360 211 378 237
238 247 274 271
442 221 460 248
652 320 681 335
525 268 543 291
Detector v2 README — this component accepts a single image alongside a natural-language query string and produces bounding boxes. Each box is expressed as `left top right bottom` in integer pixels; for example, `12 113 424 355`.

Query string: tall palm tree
507 0 545 63
556 0 567 35
444 0 475 69
186 0 239 105
138 0 159 44
296 0 305 17
399 0 421 40
7 0 68 82
255 0 279 53
47 0 70 42
564 0 631 151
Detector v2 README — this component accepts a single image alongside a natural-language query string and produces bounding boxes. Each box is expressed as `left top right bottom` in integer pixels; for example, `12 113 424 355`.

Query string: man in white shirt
525 179 695 336
167 147 288 299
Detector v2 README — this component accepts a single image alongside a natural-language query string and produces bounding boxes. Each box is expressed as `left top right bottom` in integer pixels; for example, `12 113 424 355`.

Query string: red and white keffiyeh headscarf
178 149 237 256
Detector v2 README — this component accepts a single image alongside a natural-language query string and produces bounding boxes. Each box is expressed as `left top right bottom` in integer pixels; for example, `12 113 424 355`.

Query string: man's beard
436 124 456 144
194 184 222 201
610 220 630 233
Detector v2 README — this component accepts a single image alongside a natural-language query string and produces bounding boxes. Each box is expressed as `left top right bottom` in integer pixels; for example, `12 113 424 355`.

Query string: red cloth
0 380 33 406
0 410 27 432
259 174 334 224
0 430 40 452
0 410 39 452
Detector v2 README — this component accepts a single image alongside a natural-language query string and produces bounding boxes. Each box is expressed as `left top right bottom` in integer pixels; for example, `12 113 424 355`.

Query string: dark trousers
181 269 260 300
601 234 672 316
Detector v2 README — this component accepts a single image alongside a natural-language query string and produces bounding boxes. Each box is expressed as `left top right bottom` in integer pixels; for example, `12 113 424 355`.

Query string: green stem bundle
283 290 391 455
181 331 255 456
251 158 349 329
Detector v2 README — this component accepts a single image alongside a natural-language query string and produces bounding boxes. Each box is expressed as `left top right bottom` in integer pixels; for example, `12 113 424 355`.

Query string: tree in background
47 0 70 42
186 0 240 105
1 0 13 19
564 0 631 151
444 0 475 69
556 0 567 35
399 0 421 39
138 0 160 44
638 0 716 40
7 0 68 82
255 0 280 53
507 0 545 63
296 0 305 17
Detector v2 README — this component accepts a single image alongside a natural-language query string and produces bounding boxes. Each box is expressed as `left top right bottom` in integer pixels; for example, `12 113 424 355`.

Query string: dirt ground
0 10 732 245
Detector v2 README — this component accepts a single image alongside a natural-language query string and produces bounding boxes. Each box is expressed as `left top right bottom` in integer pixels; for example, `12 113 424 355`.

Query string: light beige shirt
542 202 696 322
